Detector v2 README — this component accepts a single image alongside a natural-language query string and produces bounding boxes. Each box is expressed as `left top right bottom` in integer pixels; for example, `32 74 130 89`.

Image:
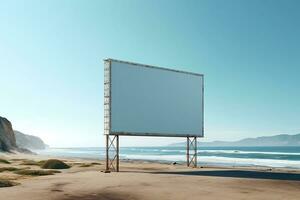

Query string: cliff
14 130 46 150
0 117 18 151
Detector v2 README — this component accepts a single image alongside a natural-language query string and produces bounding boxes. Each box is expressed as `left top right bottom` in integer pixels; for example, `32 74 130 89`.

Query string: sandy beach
1 153 300 200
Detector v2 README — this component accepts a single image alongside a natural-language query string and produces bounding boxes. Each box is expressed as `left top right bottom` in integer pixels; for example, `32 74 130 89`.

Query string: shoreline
33 146 300 169
2 151 300 173
2 151 300 172
1 153 300 200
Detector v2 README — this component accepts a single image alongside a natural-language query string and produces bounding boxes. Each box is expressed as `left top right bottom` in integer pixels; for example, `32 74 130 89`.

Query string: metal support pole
105 135 119 172
187 137 190 167
116 135 119 172
187 136 197 168
105 134 109 171
194 137 197 168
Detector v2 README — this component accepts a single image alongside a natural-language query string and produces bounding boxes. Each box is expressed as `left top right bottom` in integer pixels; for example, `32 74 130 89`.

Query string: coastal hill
171 133 300 147
0 116 47 152
0 116 18 151
14 130 47 150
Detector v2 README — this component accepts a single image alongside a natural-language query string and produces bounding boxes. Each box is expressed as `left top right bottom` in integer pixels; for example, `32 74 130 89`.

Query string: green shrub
41 159 70 169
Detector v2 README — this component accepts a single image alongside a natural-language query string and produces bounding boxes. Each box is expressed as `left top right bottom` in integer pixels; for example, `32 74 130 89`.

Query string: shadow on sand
152 170 300 181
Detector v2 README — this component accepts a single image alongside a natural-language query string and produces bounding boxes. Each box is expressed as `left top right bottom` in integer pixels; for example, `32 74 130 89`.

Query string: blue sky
0 0 299 147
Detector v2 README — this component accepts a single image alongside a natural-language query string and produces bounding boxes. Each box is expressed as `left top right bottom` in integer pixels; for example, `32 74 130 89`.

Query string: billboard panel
104 59 204 137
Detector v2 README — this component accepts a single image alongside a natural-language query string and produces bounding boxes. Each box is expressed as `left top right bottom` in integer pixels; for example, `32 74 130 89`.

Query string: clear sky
1 0 299 147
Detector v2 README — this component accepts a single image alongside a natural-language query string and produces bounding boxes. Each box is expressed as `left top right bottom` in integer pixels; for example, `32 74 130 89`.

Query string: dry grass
91 162 102 165
20 160 46 166
79 163 93 167
0 158 10 164
79 162 102 167
0 167 20 172
15 169 61 176
0 179 19 187
10 159 27 161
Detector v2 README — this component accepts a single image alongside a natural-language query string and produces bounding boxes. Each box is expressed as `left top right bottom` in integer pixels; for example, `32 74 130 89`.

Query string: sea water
36 146 300 169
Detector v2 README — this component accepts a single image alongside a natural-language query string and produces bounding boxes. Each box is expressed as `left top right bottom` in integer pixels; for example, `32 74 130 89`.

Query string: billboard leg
187 137 190 167
195 137 197 167
116 135 119 172
105 135 119 172
187 137 197 168
105 134 109 171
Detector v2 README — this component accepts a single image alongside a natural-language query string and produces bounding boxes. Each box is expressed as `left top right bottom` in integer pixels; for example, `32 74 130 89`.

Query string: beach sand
1 153 300 200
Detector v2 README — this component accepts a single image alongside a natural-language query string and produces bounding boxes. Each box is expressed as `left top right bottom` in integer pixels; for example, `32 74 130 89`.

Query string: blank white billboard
104 59 204 137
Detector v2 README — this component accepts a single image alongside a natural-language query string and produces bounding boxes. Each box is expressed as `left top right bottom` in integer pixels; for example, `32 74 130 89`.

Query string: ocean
36 146 300 169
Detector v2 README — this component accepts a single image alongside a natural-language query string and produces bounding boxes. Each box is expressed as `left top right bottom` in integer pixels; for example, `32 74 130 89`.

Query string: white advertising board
104 59 204 137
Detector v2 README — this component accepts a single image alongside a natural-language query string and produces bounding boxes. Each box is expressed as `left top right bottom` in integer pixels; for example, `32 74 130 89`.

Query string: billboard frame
104 58 204 138
103 58 204 172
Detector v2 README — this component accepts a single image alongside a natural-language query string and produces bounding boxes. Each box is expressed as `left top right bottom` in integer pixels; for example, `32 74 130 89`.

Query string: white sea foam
126 149 300 156
197 150 300 155
200 156 300 168
121 154 300 168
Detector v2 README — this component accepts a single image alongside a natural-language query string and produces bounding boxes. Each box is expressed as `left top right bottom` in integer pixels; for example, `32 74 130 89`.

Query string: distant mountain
14 131 47 150
171 133 300 147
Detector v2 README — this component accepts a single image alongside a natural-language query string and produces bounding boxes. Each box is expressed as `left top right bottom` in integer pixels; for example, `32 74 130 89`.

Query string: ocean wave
197 150 300 155
36 147 300 169
121 154 300 168
126 149 300 156
200 156 300 168
161 149 185 153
